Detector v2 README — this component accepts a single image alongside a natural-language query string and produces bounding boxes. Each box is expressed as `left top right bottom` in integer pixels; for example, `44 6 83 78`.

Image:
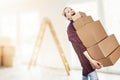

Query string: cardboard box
98 46 120 67
3 46 15 67
73 16 94 30
77 20 107 48
87 34 119 60
72 12 86 21
0 47 2 66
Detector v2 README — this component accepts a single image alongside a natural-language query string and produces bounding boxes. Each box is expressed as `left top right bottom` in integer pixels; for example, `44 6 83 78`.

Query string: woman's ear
68 17 72 20
67 18 70 20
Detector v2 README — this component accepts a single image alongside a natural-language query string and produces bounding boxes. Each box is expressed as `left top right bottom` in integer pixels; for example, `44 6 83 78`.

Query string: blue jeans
82 71 98 80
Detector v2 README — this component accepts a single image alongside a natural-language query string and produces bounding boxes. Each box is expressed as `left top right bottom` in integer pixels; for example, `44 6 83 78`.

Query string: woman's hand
90 59 102 69
83 51 102 69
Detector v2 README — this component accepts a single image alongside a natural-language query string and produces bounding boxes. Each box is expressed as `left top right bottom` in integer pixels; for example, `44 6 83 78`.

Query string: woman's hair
62 7 71 17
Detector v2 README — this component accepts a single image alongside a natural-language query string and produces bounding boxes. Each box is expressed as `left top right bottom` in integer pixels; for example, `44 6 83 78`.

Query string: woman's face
64 7 75 20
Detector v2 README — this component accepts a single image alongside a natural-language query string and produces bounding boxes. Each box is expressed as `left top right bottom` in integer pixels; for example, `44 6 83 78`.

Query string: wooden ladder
28 18 70 75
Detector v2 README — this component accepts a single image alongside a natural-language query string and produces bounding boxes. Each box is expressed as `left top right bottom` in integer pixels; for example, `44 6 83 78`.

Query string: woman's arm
83 51 102 69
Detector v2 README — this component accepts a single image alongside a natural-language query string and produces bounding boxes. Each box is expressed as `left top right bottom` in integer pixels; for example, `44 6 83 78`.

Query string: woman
62 7 102 80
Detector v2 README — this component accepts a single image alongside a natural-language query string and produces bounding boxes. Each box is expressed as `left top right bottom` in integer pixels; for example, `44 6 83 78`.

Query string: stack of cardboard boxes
72 12 120 67
0 37 15 67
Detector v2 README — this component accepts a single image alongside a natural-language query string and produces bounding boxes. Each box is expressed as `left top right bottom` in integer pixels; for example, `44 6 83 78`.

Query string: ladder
28 18 70 75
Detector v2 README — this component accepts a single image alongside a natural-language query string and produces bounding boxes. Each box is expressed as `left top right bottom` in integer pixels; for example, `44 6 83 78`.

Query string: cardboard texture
72 12 86 21
73 16 94 30
87 34 119 60
98 46 120 67
77 20 107 48
3 46 15 67
73 12 120 67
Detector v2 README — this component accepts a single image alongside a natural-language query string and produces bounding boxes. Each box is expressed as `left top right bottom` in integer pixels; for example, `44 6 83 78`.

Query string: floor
0 65 120 80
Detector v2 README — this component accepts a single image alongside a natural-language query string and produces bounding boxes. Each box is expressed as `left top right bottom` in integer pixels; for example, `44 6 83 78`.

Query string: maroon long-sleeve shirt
67 20 94 76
